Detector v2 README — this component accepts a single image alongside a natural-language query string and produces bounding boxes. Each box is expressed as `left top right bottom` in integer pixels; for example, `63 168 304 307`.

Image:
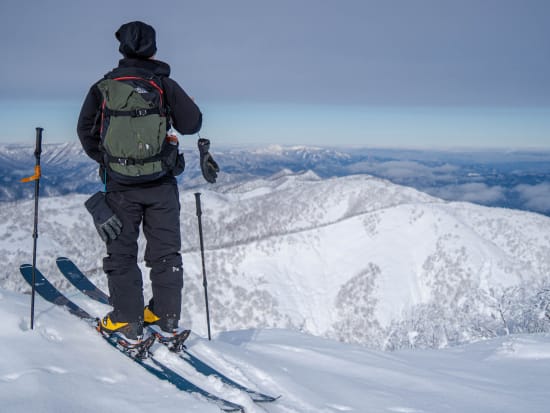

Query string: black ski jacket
77 58 202 191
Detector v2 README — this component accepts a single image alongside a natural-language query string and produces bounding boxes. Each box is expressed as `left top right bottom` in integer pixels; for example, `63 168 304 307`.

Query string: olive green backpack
97 67 182 184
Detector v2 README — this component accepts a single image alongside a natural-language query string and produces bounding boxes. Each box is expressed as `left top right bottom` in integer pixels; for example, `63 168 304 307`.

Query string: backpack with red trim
96 67 182 184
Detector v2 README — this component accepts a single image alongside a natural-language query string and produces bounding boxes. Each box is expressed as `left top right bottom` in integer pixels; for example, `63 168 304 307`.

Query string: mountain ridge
2 170 549 349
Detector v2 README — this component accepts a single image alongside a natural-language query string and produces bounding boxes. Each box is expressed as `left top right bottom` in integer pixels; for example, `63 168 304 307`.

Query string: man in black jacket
77 21 218 341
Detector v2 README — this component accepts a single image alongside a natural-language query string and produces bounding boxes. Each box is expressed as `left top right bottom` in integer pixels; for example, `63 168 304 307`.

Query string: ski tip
251 393 281 403
56 257 69 262
20 263 33 270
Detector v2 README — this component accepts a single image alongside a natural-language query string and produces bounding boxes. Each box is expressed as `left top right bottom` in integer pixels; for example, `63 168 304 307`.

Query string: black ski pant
103 184 183 324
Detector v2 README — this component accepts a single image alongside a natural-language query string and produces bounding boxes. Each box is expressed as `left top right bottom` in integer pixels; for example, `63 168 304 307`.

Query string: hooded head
115 21 157 59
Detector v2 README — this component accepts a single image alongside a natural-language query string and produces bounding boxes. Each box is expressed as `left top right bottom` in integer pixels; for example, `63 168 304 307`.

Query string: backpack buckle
133 109 148 117
117 158 134 166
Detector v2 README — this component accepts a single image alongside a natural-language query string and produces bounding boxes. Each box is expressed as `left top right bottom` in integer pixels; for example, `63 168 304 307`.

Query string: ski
56 256 279 403
20 264 244 413
56 257 110 304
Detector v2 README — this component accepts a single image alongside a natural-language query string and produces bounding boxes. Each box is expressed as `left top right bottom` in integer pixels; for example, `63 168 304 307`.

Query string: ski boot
144 305 190 352
97 314 152 358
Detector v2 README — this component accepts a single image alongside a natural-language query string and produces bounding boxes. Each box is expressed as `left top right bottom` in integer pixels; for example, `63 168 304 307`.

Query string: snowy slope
1 288 549 413
1 172 549 349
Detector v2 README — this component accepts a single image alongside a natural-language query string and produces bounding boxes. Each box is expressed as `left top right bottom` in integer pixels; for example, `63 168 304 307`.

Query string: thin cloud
430 183 506 204
349 160 458 182
514 183 550 213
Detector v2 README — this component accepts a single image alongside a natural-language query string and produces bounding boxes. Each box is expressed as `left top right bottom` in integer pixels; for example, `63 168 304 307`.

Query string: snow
2 169 550 411
1 288 549 412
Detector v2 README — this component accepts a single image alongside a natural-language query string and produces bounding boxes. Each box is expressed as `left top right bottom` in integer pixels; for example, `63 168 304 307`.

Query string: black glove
84 192 123 243
198 138 220 183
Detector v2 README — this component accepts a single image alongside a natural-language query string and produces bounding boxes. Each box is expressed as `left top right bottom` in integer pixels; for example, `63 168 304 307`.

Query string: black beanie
115 21 157 59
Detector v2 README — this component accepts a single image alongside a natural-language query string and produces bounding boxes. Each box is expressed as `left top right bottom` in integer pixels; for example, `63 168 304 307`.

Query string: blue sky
1 0 549 148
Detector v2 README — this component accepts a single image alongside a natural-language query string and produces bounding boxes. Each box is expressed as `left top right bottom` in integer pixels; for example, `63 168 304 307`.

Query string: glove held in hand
198 138 220 183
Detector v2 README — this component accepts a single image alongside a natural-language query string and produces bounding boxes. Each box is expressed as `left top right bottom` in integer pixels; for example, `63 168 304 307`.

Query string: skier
77 21 219 341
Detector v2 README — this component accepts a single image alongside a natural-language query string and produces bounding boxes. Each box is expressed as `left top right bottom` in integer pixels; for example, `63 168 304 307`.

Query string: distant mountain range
2 142 549 216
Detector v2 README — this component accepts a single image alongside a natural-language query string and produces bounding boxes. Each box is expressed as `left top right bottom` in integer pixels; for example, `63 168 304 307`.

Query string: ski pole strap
20 165 42 182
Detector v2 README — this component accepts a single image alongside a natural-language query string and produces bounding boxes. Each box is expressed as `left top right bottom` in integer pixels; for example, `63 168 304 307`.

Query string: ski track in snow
1 365 68 382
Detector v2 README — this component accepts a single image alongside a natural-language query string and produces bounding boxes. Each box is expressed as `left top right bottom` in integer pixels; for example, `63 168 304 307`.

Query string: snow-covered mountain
2 170 549 349
0 142 354 202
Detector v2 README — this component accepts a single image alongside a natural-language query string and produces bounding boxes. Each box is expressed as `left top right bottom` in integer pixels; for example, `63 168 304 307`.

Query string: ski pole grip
194 192 202 216
34 127 43 158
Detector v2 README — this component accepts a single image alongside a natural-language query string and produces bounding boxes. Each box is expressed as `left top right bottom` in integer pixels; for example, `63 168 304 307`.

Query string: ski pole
20 127 44 330
194 192 212 340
